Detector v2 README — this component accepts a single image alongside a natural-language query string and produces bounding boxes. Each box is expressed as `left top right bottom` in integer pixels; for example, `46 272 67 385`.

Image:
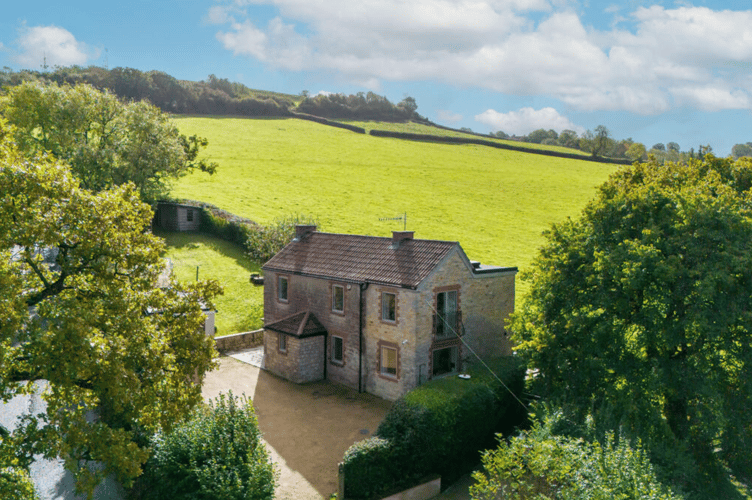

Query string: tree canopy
0 81 217 201
0 119 222 495
512 155 752 492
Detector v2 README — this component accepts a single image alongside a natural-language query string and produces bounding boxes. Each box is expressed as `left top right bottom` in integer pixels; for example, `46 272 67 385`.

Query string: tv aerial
379 212 407 231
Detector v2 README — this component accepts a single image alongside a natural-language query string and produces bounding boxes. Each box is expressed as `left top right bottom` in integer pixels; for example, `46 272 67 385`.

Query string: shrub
343 357 526 499
245 214 319 263
377 357 525 482
0 467 38 500
135 392 276 500
470 407 684 500
341 437 402 499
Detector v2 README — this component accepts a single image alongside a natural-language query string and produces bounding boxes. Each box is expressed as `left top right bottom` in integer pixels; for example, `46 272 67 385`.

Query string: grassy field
340 120 590 156
166 116 618 332
155 230 264 335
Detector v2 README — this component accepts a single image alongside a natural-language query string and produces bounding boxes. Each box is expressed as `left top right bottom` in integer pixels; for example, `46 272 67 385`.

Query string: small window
278 276 288 302
382 292 396 322
381 346 397 376
278 333 287 352
332 336 344 363
332 285 344 313
186 208 194 222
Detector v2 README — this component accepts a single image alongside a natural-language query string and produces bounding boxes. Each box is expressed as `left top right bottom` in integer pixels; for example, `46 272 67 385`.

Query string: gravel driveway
202 352 392 499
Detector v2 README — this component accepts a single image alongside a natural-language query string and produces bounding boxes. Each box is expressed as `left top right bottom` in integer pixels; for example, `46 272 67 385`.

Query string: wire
425 296 528 411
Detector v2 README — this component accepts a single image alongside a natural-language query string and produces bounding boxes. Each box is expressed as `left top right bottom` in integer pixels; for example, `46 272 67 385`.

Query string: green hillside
169 116 619 299
340 120 590 156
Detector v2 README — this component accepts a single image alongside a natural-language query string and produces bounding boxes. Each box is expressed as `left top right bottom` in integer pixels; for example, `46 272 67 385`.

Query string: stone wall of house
362 284 420 401
263 271 362 390
462 272 515 358
413 249 516 383
263 330 325 384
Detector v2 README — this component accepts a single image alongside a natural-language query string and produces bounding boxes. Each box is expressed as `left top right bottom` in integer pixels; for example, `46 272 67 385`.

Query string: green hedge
134 392 276 500
343 357 526 499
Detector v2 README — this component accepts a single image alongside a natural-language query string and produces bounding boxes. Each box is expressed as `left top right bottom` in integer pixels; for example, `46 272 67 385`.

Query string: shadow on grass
153 229 262 272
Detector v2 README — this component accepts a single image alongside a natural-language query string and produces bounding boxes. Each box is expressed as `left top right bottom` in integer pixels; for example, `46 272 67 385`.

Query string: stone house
261 226 517 401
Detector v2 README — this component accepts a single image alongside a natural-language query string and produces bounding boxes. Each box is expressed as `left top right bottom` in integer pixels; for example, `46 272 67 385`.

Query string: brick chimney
391 231 414 249
295 225 317 240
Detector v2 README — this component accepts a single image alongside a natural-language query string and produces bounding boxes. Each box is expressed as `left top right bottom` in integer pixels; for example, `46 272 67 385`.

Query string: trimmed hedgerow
134 392 276 500
343 357 526 499
341 437 402 499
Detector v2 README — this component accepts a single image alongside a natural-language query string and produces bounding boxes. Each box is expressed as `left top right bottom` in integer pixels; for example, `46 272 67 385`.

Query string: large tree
512 156 752 490
0 119 221 495
0 81 216 201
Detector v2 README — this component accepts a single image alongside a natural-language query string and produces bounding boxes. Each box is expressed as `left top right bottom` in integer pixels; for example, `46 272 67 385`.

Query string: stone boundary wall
214 329 264 353
369 129 632 165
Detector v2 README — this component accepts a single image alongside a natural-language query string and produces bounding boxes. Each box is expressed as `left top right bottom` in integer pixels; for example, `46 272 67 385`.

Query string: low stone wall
214 329 264 354
380 476 441 500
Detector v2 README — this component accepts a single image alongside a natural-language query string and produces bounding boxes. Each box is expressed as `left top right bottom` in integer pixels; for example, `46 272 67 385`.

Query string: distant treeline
489 126 717 163
0 66 420 122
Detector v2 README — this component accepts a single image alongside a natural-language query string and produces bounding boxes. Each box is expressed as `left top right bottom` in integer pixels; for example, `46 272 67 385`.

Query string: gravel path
202 353 391 499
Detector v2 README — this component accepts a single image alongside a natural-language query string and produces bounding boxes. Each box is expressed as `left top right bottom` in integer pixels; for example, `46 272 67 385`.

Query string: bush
245 214 319 263
341 438 402 499
470 407 684 500
377 357 525 481
135 392 276 500
198 204 255 248
0 467 38 500
343 357 526 499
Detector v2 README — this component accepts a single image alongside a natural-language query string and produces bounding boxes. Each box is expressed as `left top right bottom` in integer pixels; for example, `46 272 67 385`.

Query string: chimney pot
295 225 317 240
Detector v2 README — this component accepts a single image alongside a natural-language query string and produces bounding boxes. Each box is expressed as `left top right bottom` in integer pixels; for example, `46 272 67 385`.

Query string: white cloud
211 2 752 114
14 25 95 68
436 109 463 123
475 107 584 135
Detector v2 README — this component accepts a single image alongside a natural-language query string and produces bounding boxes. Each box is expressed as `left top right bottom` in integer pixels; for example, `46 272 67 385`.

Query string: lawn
166 116 619 332
155 230 264 335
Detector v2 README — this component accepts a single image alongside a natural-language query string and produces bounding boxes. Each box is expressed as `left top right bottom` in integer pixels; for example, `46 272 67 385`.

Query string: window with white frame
382 292 396 322
332 285 344 313
380 345 397 376
278 333 287 352
278 276 288 302
332 336 344 363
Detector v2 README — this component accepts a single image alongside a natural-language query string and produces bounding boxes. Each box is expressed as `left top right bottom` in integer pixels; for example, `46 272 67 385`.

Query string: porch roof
265 310 327 338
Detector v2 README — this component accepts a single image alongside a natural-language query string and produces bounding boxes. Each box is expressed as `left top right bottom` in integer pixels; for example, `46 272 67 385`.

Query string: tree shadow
250 369 391 498
153 229 261 272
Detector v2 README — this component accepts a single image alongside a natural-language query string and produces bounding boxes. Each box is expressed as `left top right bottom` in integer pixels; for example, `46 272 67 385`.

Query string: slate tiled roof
265 311 327 338
262 232 458 289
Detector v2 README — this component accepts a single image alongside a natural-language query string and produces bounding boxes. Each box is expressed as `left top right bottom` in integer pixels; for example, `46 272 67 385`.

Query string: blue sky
2 0 752 155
